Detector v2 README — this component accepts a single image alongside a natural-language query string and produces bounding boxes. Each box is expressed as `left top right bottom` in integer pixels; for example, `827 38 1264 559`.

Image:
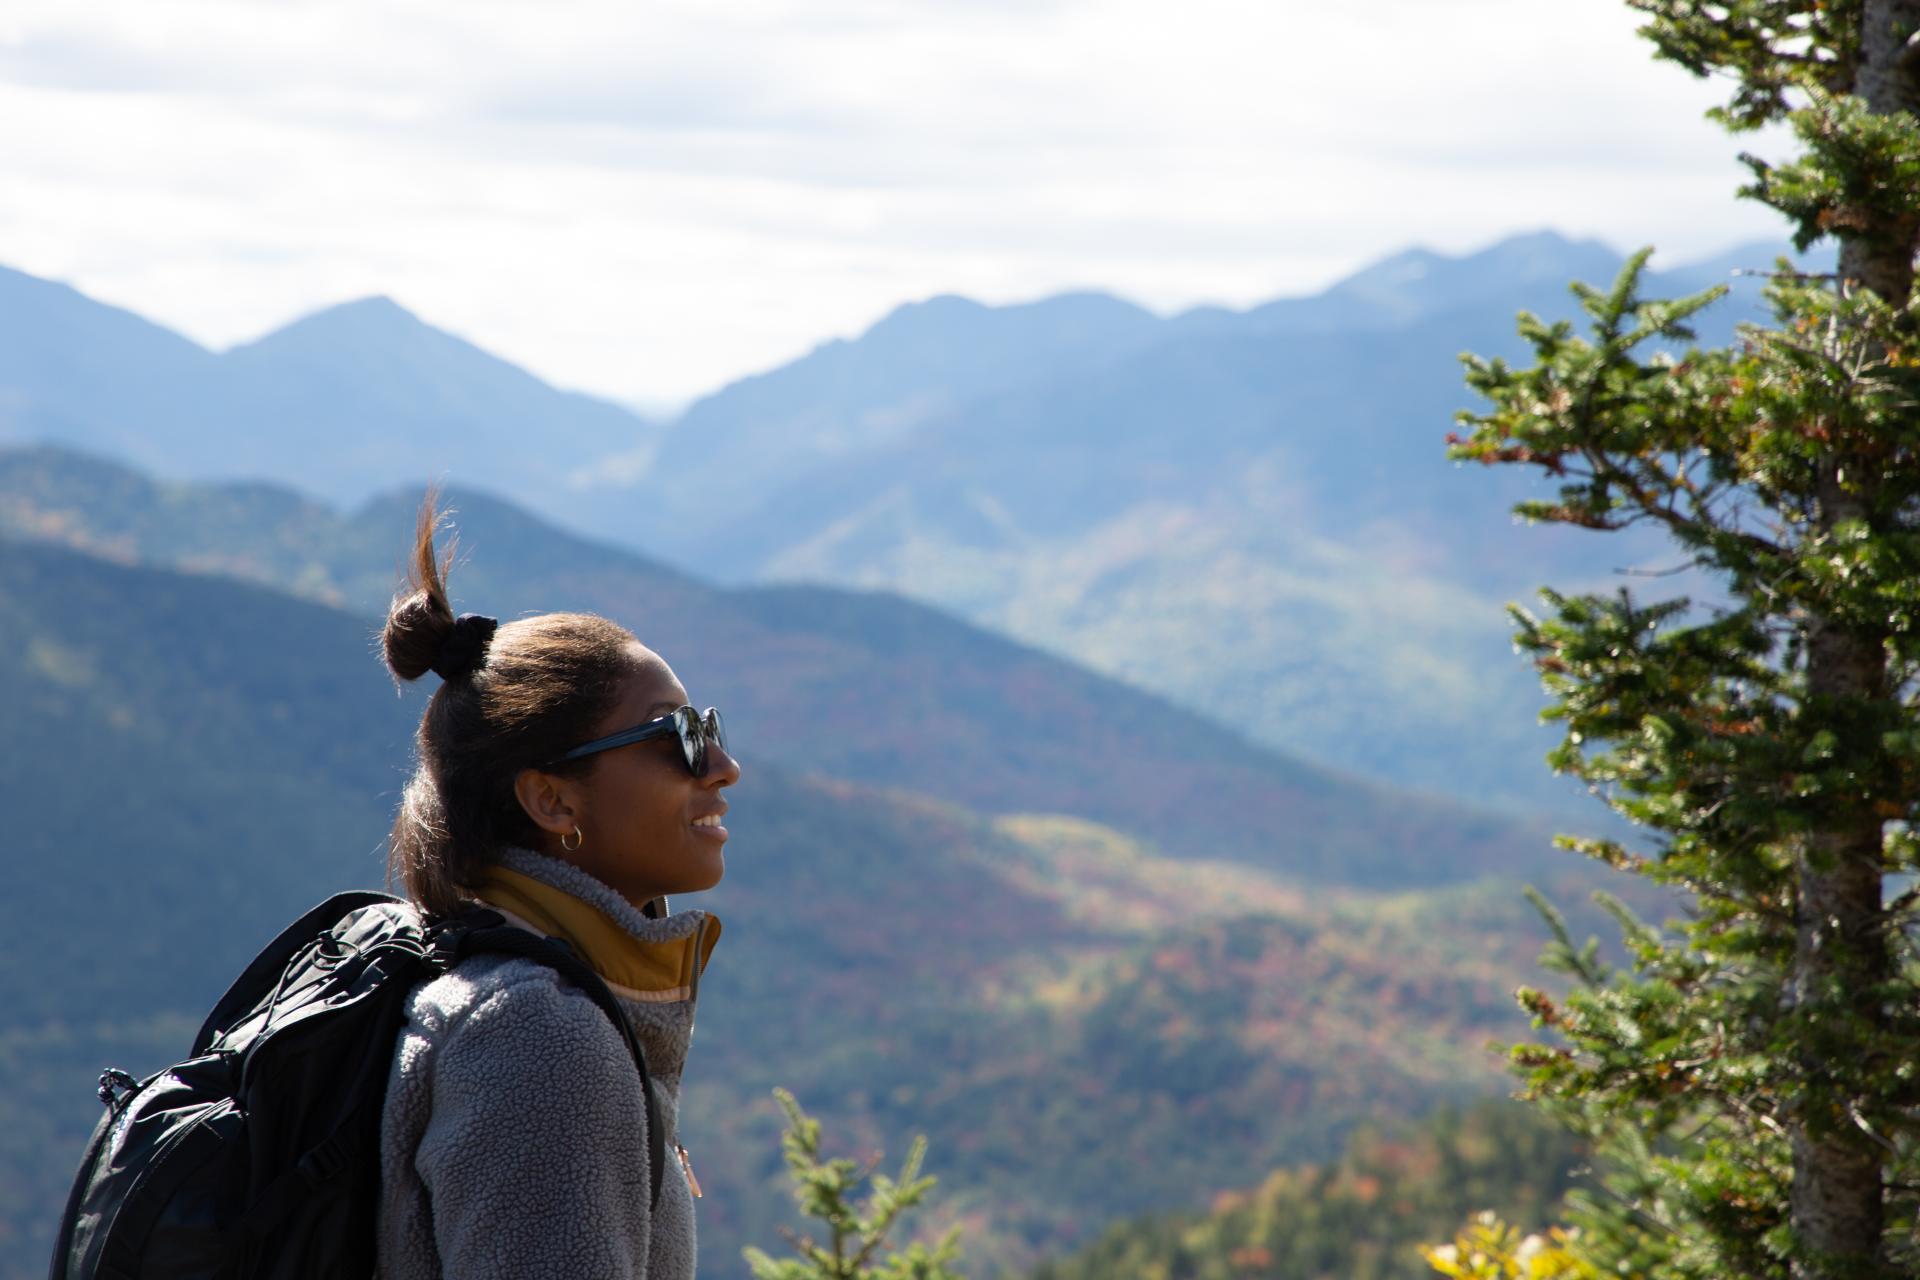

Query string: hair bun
431 613 499 682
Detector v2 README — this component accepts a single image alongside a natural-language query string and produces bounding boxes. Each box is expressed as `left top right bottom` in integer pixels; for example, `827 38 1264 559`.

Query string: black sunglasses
555 705 728 777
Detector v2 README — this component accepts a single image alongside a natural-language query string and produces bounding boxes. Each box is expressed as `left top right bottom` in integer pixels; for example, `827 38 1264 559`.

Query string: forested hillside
0 444 1561 889
1022 1098 1584 1280
0 517 1633 1276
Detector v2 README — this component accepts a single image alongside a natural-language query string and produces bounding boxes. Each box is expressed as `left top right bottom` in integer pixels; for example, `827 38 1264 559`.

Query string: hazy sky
3 1 1792 408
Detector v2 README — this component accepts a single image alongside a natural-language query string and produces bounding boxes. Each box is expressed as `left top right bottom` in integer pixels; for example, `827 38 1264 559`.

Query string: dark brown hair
381 493 643 917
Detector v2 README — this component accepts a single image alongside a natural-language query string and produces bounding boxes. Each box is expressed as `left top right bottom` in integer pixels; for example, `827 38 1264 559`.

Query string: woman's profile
374 494 740 1278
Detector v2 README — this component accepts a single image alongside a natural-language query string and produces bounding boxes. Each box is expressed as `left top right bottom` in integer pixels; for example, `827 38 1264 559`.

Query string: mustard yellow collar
473 865 721 1004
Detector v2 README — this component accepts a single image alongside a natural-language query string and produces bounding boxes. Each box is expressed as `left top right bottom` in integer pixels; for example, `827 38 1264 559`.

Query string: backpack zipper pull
96 1068 139 1110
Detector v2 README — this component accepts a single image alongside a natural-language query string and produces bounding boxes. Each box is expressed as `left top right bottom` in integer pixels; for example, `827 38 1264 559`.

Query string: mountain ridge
0 269 659 514
0 441 1564 890
572 231 1830 813
0 230 1832 816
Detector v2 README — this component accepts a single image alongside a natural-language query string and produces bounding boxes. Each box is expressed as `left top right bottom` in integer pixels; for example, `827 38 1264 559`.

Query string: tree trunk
1790 600 1888 1277
1846 0 1920 303
1788 7 1920 1273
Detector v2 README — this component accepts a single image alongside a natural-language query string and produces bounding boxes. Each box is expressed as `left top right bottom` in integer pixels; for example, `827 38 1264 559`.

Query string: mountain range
590 234 1819 816
0 232 1828 815
0 265 657 513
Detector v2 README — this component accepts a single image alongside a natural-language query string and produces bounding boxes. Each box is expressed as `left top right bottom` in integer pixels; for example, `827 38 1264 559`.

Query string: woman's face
529 645 742 907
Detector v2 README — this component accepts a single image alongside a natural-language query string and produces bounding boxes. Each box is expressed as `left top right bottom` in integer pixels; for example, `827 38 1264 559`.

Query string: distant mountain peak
1336 229 1617 290
1352 247 1443 283
314 293 414 320
1471 227 1620 270
1488 226 1611 251
864 293 992 335
1277 228 1627 329
0 262 216 359
859 289 1155 346
240 293 424 344
218 293 489 372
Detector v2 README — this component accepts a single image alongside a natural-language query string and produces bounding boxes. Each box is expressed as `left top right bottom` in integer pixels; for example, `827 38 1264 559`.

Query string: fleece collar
472 849 721 1005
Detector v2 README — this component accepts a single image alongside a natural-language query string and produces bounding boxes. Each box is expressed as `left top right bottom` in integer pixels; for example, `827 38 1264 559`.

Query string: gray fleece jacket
376 847 715 1279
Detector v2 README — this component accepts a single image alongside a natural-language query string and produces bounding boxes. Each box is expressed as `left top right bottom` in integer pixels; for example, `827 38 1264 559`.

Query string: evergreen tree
742 1089 964 1280
1448 2 1920 1276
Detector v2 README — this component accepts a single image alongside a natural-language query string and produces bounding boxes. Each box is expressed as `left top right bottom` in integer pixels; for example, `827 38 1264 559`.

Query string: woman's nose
709 744 742 786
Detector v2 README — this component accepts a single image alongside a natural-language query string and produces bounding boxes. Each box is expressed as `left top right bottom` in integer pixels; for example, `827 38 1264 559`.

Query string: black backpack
48 890 666 1280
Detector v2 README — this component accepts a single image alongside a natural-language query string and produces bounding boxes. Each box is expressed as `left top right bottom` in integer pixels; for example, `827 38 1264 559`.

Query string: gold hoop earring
561 825 584 853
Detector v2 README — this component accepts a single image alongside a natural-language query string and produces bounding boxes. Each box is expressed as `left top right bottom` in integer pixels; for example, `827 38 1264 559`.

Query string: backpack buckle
425 907 505 969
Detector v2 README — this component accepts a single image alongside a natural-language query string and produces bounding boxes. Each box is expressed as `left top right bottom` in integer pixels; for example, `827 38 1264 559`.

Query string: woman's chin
677 844 726 895
694 853 725 892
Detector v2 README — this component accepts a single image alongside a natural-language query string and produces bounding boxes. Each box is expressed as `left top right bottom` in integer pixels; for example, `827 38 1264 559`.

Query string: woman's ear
513 767 580 836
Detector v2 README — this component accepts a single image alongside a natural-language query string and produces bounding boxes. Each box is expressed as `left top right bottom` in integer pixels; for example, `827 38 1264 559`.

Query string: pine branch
744 1090 965 1280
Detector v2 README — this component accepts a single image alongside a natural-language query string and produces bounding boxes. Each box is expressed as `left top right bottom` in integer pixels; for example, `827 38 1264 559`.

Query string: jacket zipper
687 916 710 1004
673 915 710 1202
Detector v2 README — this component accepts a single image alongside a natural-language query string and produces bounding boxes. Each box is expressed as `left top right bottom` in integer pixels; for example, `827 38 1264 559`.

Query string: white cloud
0 0 1796 403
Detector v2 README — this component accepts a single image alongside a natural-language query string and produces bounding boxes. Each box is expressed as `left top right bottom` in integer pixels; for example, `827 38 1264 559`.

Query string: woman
373 497 740 1279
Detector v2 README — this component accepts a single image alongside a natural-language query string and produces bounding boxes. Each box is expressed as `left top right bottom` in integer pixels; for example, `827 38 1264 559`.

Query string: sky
1 0 1794 410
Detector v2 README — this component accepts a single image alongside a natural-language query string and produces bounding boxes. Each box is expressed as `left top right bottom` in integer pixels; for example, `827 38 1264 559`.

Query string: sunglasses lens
670 706 726 777
666 706 697 775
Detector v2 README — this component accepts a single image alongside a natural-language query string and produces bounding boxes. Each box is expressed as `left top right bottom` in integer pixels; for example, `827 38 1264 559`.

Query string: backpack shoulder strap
451 921 668 1212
